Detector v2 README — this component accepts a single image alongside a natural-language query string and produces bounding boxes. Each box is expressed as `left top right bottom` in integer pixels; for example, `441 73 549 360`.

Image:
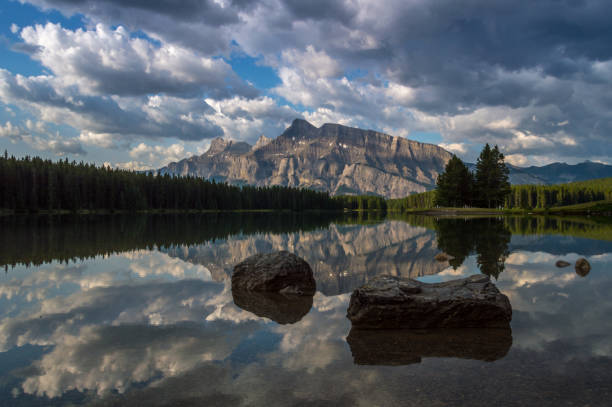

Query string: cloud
6 0 612 164
0 120 26 141
21 133 87 155
78 131 117 149
19 23 257 99
0 69 224 142
439 142 467 155
0 119 86 155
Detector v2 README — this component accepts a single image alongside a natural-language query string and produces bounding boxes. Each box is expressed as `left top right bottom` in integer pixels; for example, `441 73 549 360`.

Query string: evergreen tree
434 155 473 207
474 144 510 208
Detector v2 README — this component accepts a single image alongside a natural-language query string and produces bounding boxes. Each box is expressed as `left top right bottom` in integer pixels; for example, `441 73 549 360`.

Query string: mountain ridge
161 119 452 198
160 119 612 198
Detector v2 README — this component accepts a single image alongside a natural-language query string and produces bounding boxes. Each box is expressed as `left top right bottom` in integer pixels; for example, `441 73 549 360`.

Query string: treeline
388 177 612 211
387 191 436 212
504 178 612 209
0 154 340 212
333 195 387 211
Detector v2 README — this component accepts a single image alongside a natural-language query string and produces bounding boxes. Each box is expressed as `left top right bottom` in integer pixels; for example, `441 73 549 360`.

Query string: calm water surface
0 214 611 406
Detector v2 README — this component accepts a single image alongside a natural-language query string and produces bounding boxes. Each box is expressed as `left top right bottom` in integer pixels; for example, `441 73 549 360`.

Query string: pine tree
434 155 474 207
474 144 510 208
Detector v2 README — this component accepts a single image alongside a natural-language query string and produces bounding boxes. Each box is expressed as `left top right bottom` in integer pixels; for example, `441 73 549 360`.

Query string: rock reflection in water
346 328 512 365
232 290 313 324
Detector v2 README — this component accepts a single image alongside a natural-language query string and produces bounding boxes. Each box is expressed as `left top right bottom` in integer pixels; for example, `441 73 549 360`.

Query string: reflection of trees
435 217 511 278
0 213 348 268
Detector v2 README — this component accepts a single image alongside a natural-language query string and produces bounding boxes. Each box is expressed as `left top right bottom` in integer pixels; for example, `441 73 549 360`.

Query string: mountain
466 161 612 185
160 119 612 197
160 119 452 198
514 161 612 184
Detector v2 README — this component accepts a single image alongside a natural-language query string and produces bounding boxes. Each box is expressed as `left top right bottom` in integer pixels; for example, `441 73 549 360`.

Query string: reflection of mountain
347 328 512 365
164 221 448 295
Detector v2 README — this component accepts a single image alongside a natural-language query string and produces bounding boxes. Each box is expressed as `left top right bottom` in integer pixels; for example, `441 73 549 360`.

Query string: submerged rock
232 251 316 295
347 328 512 365
347 274 511 329
555 260 571 268
434 252 454 262
232 290 313 324
575 258 591 277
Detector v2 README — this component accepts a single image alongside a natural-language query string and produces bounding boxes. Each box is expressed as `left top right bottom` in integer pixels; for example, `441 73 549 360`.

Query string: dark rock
232 290 313 324
347 274 512 329
555 260 571 268
347 328 512 365
232 251 316 295
575 257 591 277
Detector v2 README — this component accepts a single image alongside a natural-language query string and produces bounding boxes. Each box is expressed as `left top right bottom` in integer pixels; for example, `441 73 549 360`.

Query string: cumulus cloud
0 69 223 142
0 119 86 155
5 0 612 164
439 143 467 155
19 23 256 98
0 120 26 141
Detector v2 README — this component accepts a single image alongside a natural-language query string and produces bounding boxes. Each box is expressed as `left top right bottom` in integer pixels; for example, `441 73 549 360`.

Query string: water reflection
347 328 512 365
0 214 611 405
435 217 511 278
232 290 313 324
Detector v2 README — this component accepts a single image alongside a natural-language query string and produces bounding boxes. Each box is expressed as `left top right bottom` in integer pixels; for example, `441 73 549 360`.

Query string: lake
1 213 611 406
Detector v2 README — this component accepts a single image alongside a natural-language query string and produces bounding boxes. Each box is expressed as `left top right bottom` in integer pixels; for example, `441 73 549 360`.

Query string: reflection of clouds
123 250 212 280
0 251 212 310
495 252 612 357
21 321 258 397
205 280 264 324
267 293 350 372
437 265 468 277
0 280 223 351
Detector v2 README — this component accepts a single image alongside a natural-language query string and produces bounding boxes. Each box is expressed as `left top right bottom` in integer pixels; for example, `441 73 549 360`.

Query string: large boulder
232 290 313 324
232 251 316 295
347 328 512 365
347 274 511 329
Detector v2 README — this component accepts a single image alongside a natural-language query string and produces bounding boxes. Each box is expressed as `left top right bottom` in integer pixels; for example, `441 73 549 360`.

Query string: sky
0 0 611 170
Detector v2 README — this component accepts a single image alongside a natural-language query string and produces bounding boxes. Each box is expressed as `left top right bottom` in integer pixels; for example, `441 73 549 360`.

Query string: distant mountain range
504 161 612 185
160 119 612 198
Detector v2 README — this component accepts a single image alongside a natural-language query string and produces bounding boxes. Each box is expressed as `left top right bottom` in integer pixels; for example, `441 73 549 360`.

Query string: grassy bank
387 200 612 216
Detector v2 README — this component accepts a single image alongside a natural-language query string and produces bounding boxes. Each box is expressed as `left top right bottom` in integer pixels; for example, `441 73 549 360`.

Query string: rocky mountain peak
254 134 272 150
161 119 454 198
281 118 318 139
207 137 230 155
206 137 252 156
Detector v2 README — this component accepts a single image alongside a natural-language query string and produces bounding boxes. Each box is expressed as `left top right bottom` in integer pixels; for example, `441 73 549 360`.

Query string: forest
388 178 612 211
0 153 340 212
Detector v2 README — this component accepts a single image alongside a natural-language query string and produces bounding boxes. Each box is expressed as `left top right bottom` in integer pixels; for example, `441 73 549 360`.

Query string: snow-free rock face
160 119 453 198
231 251 316 295
346 274 512 329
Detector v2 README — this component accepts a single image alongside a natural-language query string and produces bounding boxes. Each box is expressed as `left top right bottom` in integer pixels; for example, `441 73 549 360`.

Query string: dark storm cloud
282 0 357 24
30 0 240 25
